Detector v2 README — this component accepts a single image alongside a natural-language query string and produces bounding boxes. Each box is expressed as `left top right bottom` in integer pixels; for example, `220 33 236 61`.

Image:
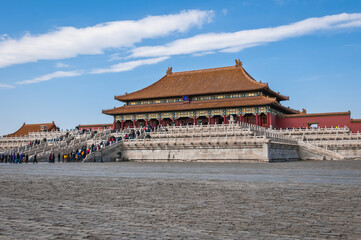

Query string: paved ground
0 161 360 239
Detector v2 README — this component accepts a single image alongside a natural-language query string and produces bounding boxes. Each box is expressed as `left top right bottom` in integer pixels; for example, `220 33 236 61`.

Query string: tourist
33 154 37 164
25 154 29 164
58 153 60 163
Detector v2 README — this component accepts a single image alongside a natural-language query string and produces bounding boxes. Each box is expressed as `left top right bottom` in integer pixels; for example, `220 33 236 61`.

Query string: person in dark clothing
33 154 37 164
16 153 20 164
58 153 61 163
25 154 29 164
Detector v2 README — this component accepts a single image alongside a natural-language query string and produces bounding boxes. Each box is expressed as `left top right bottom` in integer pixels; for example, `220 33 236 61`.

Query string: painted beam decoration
114 106 283 122
126 92 262 106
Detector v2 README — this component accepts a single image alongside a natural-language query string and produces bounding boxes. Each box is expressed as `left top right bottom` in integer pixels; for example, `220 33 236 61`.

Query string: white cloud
91 57 169 74
0 83 15 89
0 34 9 41
108 53 124 62
56 62 70 68
15 57 168 85
0 10 213 68
130 13 361 58
16 70 83 85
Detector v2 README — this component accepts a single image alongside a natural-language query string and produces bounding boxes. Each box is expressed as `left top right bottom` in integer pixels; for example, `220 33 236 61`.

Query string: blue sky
1 0 361 135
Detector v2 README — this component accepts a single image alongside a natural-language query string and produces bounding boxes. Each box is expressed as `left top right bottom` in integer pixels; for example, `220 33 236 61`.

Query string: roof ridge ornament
166 67 173 75
235 59 242 67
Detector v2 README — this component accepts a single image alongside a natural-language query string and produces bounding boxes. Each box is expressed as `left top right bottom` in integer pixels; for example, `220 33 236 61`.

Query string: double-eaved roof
104 61 297 116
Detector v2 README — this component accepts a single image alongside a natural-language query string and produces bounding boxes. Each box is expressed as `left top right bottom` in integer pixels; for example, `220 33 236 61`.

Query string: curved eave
103 96 278 116
272 102 299 114
102 109 118 115
263 87 289 101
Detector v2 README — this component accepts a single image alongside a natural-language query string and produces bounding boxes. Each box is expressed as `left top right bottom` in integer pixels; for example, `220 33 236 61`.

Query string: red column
267 112 270 128
158 118 162 126
256 113 259 126
193 117 197 125
112 121 116 130
146 119 149 126
121 120 124 130
208 116 211 125
223 115 227 124
133 120 136 128
259 114 263 126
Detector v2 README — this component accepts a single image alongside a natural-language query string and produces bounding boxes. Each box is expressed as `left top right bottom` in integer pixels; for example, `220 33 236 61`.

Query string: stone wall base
120 141 300 163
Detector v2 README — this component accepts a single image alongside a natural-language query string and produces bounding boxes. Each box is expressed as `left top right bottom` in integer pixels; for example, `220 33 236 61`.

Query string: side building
103 60 361 132
4 122 58 137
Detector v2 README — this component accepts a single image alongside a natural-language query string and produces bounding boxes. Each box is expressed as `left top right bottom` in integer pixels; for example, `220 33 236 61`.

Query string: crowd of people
0 127 154 164
0 152 37 163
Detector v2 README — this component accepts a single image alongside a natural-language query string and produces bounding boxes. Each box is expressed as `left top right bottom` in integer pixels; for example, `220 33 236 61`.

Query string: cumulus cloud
130 13 361 58
16 70 83 85
91 57 169 74
0 10 213 68
0 83 15 89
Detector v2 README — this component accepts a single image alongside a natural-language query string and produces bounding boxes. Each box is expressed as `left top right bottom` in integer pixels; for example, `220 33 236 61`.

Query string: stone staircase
2 123 360 162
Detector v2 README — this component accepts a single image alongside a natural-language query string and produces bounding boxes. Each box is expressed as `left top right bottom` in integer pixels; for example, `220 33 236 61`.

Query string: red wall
276 114 351 129
350 121 361 133
269 114 277 129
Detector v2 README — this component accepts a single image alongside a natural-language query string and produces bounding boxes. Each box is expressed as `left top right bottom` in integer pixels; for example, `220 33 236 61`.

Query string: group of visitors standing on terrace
0 126 156 164
0 152 37 164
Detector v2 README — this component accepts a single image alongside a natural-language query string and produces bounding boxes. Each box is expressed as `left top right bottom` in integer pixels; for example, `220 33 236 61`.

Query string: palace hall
103 60 361 132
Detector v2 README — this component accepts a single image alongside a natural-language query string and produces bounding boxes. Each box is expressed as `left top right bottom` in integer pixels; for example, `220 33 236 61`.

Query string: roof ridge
171 65 267 87
24 122 53 126
171 66 236 75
